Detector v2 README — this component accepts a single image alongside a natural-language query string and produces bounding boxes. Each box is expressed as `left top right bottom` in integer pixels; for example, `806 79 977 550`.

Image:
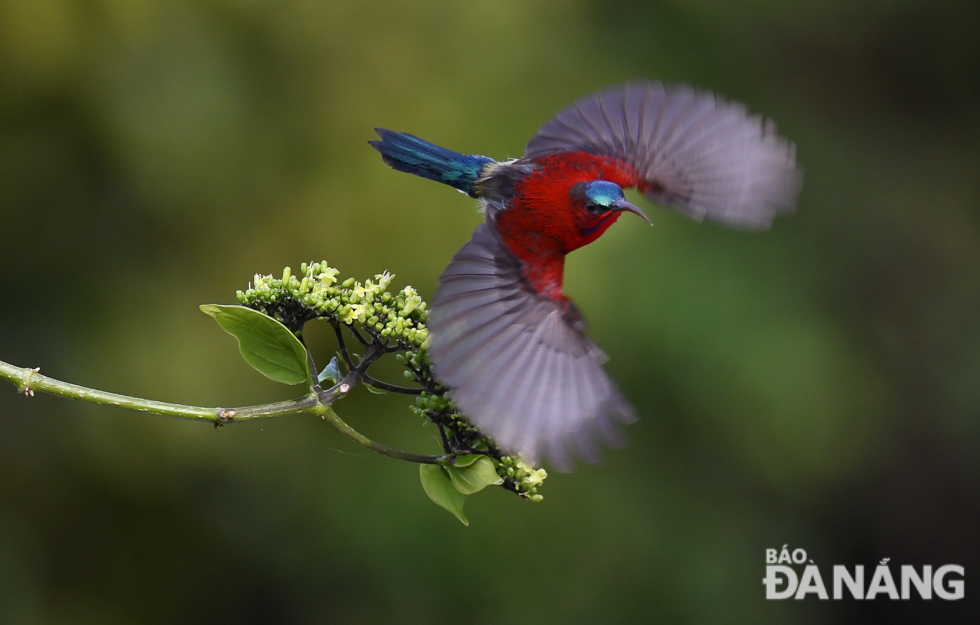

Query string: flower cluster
410 391 482 446
235 262 428 348
498 456 547 502
234 261 547 502
411 393 549 501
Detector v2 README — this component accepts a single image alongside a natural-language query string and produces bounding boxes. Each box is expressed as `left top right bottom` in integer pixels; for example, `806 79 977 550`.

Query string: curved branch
0 359 447 464
348 325 371 347
0 360 229 423
362 375 424 395
330 320 357 370
315 404 445 464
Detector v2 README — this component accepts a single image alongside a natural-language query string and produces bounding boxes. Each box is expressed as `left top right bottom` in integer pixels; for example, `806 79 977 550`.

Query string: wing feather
428 222 635 467
525 81 802 230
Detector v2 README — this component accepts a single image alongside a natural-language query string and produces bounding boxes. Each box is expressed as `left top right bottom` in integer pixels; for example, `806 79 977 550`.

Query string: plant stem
315 404 445 464
0 359 446 464
362 374 424 395
0 360 226 423
330 320 356 370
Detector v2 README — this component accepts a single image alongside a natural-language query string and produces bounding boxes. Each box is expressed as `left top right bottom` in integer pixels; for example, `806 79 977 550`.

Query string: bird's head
568 180 651 247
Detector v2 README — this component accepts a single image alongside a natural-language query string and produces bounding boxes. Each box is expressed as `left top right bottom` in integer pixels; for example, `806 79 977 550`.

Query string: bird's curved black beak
611 198 652 225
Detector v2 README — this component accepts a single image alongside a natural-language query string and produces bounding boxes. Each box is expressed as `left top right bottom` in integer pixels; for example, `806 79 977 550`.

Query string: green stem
315 404 446 464
0 359 445 464
0 360 229 422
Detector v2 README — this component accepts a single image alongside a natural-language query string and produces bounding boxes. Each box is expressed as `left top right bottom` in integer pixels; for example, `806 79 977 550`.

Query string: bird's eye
584 202 605 215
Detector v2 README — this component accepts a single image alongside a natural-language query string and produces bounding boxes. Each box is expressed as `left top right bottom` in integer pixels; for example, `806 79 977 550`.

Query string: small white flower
350 303 368 323
402 286 421 315
351 282 366 303
375 271 393 290
526 468 548 486
362 279 381 298
318 267 339 286
515 460 547 485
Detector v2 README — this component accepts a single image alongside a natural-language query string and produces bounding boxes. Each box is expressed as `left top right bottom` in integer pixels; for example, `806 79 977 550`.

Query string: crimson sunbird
371 81 801 469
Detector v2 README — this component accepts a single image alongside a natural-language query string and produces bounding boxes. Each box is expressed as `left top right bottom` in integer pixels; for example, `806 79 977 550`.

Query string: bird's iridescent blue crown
584 180 626 207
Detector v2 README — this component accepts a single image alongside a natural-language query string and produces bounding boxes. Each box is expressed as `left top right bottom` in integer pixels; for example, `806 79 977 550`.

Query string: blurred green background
1 0 978 622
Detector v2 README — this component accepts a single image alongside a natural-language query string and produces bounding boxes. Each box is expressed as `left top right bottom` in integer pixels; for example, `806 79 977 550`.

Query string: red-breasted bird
371 81 801 469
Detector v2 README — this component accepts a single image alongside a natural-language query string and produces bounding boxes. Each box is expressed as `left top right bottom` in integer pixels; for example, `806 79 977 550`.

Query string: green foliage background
1 0 978 622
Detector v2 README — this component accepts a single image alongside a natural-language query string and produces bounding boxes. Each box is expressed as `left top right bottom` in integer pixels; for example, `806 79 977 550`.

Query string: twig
331 320 356 370
300 337 321 393
0 359 448 465
362 375 424 395
437 422 451 452
348 325 371 348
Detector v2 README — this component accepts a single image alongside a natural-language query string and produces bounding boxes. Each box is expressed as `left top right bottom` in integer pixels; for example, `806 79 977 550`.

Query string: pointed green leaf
364 384 387 395
201 304 311 386
445 457 503 495
450 454 483 468
419 465 468 526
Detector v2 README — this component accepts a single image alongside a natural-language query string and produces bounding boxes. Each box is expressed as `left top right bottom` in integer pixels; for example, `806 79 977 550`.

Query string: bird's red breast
494 152 643 301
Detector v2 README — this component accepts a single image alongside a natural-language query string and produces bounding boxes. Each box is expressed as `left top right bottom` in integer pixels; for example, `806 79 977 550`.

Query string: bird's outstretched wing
525 81 802 230
428 221 635 470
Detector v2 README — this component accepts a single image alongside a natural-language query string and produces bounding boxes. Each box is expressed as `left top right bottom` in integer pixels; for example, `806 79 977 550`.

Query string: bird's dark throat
582 211 616 236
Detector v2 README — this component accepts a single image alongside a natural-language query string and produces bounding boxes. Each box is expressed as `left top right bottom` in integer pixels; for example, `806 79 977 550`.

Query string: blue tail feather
370 129 493 196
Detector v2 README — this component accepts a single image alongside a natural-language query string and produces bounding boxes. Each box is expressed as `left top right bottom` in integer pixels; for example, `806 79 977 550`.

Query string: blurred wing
525 81 802 230
428 221 635 470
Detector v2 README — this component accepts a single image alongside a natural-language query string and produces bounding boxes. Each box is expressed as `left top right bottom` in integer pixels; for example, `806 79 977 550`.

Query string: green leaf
450 454 483 468
445 457 503 495
364 384 387 395
200 304 311 386
318 356 341 385
419 465 468 526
